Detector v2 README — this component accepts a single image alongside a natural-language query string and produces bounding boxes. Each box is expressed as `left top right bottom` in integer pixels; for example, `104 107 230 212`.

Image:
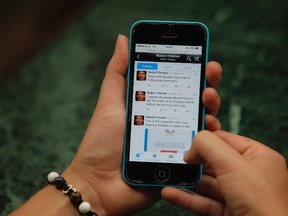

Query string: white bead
47 172 59 183
79 201 91 214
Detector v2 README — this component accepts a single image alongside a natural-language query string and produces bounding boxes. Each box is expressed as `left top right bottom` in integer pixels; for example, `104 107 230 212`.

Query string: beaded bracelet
47 172 98 216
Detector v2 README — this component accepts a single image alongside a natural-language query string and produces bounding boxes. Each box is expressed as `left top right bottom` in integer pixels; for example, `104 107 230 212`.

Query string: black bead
86 211 98 216
54 177 67 190
70 191 82 205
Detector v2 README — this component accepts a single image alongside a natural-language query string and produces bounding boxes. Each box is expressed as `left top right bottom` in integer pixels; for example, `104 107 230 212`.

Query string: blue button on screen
137 63 158 70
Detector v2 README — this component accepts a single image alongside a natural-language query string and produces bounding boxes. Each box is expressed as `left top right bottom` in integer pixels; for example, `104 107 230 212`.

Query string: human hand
62 35 222 215
162 130 288 216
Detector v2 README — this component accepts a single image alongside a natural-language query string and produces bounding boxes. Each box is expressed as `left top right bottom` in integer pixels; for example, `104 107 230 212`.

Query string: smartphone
122 20 209 187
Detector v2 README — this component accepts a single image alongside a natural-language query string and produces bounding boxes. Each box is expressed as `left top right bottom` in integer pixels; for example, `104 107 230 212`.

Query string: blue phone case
122 20 209 188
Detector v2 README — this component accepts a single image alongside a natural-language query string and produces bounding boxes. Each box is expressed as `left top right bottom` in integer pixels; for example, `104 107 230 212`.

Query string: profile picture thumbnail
135 91 145 101
134 115 144 126
136 70 147 81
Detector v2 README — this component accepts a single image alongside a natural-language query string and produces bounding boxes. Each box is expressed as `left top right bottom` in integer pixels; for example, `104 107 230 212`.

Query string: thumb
95 34 128 113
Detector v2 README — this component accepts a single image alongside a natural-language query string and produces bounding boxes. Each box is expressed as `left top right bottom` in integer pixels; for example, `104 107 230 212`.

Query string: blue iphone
123 20 209 187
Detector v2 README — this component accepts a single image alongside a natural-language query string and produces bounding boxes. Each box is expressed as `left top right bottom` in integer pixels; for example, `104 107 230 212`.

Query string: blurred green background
0 0 287 215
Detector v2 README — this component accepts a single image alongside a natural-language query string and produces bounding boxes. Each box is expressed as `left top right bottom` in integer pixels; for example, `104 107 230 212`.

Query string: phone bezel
123 20 209 187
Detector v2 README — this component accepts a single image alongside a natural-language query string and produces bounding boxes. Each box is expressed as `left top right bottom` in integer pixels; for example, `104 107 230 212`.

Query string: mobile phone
122 20 209 187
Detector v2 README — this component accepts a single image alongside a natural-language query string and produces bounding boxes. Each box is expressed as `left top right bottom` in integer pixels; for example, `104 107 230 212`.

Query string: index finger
184 130 245 176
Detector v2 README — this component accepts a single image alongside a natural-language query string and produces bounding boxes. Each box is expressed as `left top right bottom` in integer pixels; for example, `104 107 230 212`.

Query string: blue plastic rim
122 20 209 188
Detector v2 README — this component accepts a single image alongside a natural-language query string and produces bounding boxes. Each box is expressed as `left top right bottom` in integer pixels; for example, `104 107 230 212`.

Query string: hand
62 35 222 215
162 130 288 216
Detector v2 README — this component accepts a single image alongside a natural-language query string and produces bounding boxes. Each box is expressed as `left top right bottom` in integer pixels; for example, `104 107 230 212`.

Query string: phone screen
123 21 208 186
130 43 203 164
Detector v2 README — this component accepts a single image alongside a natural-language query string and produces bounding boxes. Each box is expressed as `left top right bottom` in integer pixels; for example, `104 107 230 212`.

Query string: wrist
10 184 80 216
62 167 106 216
